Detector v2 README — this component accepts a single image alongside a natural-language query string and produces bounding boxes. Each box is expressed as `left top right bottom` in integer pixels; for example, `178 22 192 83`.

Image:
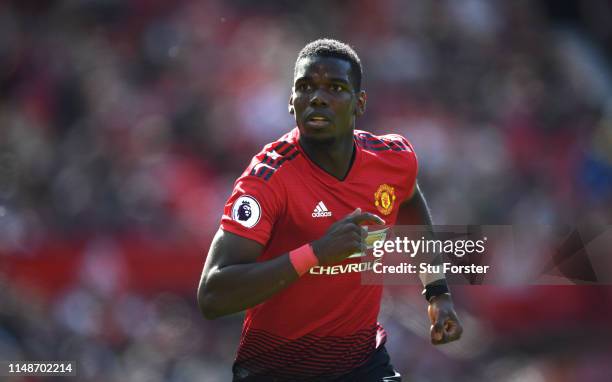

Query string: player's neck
299 134 356 181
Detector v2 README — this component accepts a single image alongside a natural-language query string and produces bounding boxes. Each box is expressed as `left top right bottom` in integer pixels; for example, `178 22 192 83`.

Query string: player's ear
355 90 366 117
288 93 295 115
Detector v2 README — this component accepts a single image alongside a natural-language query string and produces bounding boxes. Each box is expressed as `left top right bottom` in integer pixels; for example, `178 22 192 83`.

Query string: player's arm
198 209 384 319
397 182 463 345
198 229 296 320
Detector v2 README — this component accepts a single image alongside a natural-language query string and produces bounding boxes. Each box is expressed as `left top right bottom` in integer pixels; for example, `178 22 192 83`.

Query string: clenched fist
311 208 385 266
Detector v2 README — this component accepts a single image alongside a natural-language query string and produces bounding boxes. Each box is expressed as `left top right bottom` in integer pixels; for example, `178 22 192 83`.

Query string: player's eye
330 84 344 92
296 83 312 92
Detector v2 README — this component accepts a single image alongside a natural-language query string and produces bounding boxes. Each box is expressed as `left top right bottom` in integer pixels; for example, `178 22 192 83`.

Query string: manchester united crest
374 184 396 215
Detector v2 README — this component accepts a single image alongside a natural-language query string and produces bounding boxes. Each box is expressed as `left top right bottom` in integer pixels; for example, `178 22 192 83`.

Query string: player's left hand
427 293 463 345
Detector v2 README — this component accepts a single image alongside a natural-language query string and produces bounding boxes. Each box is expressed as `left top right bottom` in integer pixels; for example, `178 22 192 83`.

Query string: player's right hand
311 208 385 266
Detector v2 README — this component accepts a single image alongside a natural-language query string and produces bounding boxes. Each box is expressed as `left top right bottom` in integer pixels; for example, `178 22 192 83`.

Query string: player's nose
309 89 329 107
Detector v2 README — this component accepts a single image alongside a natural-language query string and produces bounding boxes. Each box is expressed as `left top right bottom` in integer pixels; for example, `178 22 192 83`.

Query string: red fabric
220 127 418 378
289 244 318 276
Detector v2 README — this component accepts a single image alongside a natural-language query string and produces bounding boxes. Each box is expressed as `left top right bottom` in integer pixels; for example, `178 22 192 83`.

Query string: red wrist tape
289 244 319 276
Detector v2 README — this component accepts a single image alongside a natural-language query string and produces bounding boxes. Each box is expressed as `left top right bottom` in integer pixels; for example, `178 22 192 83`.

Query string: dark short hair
295 38 363 91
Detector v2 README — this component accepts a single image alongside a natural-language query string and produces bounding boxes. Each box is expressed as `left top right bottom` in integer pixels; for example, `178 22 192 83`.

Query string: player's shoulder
354 129 415 154
241 130 301 183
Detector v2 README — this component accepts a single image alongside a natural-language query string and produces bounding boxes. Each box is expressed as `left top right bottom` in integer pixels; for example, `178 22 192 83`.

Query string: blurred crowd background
1 0 612 381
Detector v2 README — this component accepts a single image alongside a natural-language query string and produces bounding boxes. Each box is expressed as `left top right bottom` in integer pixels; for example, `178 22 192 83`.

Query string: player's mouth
305 114 332 128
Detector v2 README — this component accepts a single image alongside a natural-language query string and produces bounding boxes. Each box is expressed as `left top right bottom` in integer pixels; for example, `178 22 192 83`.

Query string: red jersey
220 127 418 380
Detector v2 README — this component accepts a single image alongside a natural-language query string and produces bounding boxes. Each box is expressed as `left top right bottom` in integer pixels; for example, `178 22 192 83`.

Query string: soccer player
198 39 462 381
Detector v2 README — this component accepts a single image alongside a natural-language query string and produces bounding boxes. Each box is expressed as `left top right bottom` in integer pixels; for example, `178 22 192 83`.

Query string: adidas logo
312 201 332 218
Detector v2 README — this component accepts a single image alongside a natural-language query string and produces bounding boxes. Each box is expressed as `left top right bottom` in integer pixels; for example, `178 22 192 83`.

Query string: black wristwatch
423 279 449 302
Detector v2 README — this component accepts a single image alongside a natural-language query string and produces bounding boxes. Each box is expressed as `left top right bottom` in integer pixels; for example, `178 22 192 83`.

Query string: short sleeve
402 137 418 198
383 133 419 200
220 176 283 246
